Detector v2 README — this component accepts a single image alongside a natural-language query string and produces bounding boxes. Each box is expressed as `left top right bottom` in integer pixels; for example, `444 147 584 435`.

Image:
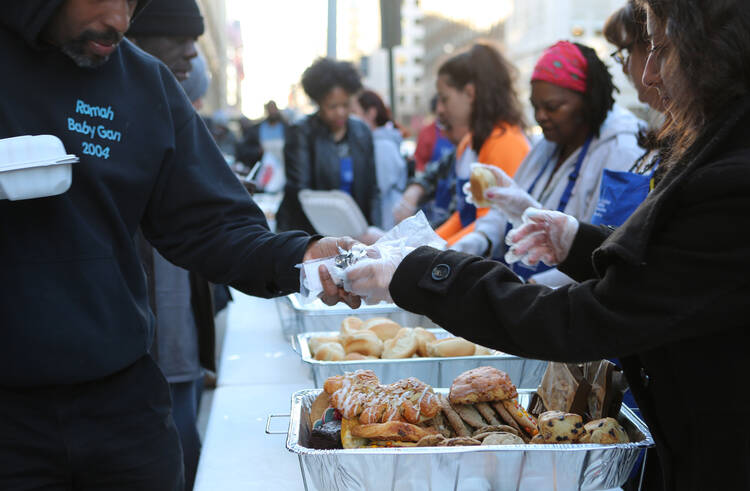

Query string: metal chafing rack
296 330 547 389
279 389 654 491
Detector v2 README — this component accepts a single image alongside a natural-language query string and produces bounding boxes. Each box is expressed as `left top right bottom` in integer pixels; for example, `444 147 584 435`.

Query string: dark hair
438 42 525 153
637 0 750 168
357 89 391 127
301 58 362 104
604 0 648 49
573 42 617 137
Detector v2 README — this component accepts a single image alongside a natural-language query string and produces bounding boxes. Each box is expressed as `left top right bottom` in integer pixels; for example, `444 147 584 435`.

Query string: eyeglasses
648 41 666 58
610 47 631 67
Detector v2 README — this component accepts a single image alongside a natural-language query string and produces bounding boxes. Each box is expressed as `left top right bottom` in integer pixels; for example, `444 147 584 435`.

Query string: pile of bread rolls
309 316 497 362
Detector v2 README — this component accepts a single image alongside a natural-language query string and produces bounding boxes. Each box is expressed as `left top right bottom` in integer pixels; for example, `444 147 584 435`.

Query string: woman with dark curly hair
452 41 643 288
276 58 378 234
395 43 530 243
347 1 750 487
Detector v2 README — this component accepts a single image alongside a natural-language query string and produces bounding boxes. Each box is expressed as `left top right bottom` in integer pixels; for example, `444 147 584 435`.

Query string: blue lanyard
526 136 593 212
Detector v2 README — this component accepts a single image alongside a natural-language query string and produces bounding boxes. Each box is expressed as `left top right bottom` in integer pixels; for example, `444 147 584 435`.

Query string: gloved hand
357 226 385 245
303 237 362 308
450 231 490 256
463 163 541 225
504 208 579 267
343 241 414 305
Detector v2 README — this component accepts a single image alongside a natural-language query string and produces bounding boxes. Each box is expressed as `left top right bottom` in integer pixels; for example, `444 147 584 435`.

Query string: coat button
431 264 451 281
640 368 651 388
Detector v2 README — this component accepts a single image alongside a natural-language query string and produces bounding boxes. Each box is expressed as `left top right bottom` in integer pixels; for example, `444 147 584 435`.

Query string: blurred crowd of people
209 7 662 267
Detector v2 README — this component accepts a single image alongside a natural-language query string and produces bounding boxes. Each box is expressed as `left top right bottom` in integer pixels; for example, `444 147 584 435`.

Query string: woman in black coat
276 58 378 234
345 1 750 489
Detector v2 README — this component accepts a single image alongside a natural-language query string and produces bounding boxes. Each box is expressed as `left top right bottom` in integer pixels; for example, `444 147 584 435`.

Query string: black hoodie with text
0 2 311 386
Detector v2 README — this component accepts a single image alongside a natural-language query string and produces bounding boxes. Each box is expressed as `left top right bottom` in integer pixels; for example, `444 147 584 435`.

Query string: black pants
168 379 202 491
0 355 184 491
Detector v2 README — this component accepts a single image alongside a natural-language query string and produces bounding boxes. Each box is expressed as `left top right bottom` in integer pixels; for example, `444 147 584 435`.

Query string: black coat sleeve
557 222 613 282
141 111 311 298
389 159 750 363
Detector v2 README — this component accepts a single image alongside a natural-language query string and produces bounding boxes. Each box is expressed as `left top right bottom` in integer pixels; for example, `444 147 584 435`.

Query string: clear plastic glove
463 163 541 225
504 208 579 267
343 241 414 305
450 231 489 255
356 226 385 245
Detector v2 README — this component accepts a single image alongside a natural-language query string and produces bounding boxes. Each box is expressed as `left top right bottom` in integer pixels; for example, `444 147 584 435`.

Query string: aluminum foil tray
275 293 439 339
297 330 546 389
285 389 654 491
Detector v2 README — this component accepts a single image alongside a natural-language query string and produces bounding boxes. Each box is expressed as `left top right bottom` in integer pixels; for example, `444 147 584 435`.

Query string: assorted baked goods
306 316 497 360
308 367 632 450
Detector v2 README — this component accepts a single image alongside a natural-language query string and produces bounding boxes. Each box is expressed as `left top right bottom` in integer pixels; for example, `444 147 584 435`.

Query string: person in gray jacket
277 58 379 234
352 89 407 230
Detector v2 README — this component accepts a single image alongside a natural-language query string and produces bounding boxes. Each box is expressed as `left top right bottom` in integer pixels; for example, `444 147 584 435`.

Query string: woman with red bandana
452 41 643 287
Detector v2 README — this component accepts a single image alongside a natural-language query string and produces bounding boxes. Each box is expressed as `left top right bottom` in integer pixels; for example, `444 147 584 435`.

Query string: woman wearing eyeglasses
346 0 750 487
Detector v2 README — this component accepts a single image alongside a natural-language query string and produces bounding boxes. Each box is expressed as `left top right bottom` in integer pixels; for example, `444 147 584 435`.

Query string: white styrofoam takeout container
0 135 79 200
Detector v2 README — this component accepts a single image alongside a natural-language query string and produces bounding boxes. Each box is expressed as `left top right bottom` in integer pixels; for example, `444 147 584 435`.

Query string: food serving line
194 291 647 490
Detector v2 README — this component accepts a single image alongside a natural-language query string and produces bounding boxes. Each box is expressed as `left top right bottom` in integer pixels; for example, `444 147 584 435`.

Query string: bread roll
426 337 476 358
382 327 419 359
314 342 345 361
473 344 493 356
364 317 402 341
308 336 342 355
344 352 378 361
414 327 437 357
340 316 365 342
469 166 497 207
343 330 384 357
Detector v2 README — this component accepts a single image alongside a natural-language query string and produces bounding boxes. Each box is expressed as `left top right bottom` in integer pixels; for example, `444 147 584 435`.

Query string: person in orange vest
431 43 530 247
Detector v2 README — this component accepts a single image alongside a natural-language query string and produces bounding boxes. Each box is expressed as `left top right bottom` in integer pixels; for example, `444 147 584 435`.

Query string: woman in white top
453 41 643 287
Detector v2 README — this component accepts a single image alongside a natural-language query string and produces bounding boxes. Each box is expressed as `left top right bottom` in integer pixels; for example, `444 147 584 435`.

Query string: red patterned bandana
531 41 588 93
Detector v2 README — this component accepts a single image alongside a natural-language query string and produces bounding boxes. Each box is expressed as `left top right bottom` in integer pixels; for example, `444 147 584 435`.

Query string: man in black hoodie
0 1 358 489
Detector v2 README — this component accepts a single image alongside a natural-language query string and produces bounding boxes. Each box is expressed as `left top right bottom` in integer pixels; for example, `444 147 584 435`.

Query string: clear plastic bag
297 211 445 303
